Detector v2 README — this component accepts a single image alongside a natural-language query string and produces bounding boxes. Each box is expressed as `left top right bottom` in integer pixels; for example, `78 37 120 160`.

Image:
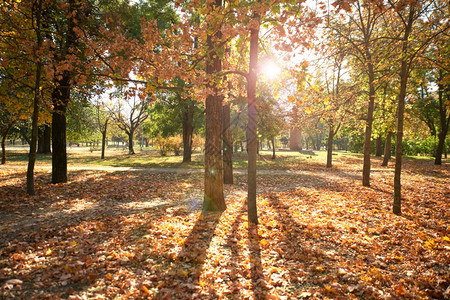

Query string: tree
108 86 149 155
202 0 226 212
329 1 388 186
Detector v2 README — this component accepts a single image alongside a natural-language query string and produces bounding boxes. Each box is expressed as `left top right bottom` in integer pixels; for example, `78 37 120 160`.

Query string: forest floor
0 151 449 299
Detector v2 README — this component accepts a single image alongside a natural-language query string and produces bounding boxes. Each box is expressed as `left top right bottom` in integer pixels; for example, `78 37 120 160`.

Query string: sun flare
260 60 281 80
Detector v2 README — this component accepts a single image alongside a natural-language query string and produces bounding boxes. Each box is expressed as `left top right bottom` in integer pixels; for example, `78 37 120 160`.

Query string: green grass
3 146 447 169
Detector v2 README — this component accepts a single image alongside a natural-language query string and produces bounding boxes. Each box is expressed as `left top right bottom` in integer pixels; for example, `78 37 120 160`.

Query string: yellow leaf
260 239 269 246
443 236 449 242
69 240 77 247
141 285 151 295
105 273 113 280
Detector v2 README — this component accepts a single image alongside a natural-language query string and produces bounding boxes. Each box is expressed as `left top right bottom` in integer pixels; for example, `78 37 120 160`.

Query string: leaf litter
0 156 448 299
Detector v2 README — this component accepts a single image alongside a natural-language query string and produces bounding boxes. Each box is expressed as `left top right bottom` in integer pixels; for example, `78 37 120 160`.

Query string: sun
260 59 281 80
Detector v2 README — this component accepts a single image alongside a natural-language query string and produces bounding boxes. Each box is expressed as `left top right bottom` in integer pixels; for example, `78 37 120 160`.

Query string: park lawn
0 152 448 299
2 146 399 171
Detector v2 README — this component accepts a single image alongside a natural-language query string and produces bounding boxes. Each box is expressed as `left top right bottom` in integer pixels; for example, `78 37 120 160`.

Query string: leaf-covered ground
0 154 449 299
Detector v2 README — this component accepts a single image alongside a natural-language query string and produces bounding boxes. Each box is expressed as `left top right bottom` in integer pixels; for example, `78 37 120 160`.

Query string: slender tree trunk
362 63 376 187
375 135 382 157
128 129 135 154
271 138 276 159
27 0 43 195
182 98 194 163
101 122 108 159
1 121 15 164
435 70 449 165
1 134 7 165
393 6 415 216
247 16 260 224
381 131 393 166
327 125 334 168
223 103 233 184
203 0 226 213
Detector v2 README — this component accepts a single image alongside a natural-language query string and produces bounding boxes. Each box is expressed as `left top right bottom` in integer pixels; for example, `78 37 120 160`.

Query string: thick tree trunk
52 91 68 184
290 126 302 150
362 63 376 187
327 125 334 168
182 99 194 163
38 124 51 154
247 17 259 225
223 103 233 184
51 0 78 184
381 131 393 166
375 135 382 157
203 0 226 213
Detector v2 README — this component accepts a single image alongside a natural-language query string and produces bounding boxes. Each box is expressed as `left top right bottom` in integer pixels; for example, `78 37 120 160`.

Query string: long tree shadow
222 200 267 299
0 169 204 298
153 211 222 299
248 222 267 299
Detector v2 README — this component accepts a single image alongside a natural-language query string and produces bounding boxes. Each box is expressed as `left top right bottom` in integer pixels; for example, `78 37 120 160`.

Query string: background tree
107 86 149 155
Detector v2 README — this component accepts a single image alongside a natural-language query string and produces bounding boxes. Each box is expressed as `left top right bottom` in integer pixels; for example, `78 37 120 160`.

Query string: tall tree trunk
182 98 194 163
223 103 233 184
435 69 449 165
381 131 393 166
271 138 276 159
203 0 226 213
51 0 77 184
375 135 382 156
247 15 260 224
393 6 415 216
327 125 334 168
362 62 376 187
27 0 43 195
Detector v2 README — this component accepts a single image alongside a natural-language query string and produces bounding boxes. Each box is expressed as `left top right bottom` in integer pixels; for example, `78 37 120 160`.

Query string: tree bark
381 131 393 166
393 6 415 216
203 0 226 213
52 88 69 183
38 124 51 154
289 126 302 150
101 121 108 159
1 121 15 164
327 125 334 168
51 0 78 184
128 128 135 154
434 69 449 165
182 98 194 163
362 61 376 187
247 16 260 224
375 135 382 157
271 138 276 159
27 0 43 195
223 103 233 184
